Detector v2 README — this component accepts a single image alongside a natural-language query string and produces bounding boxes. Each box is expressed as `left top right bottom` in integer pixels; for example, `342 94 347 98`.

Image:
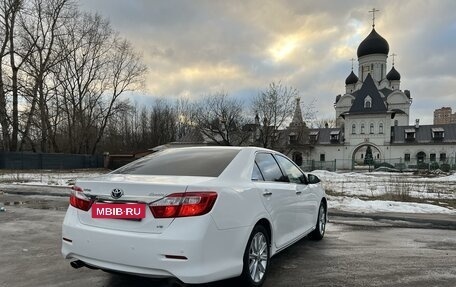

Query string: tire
239 225 270 286
309 202 326 241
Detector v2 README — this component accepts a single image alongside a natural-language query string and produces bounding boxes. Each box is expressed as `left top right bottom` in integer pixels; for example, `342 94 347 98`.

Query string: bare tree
0 0 146 154
314 118 336 128
97 98 180 153
192 93 249 146
301 97 319 128
53 12 145 154
252 82 297 148
89 38 146 153
174 97 194 141
19 0 73 152
0 0 24 150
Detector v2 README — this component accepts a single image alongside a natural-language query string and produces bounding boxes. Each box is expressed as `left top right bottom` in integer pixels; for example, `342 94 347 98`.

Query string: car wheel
309 202 326 241
239 225 270 286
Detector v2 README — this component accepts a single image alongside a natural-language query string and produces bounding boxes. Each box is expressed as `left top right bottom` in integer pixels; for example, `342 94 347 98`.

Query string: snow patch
329 196 456 214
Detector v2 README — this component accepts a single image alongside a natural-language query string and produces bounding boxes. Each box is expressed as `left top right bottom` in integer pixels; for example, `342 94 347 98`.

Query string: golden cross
369 8 380 27
390 53 397 66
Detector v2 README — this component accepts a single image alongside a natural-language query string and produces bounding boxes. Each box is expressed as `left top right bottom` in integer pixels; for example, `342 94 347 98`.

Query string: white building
297 24 456 170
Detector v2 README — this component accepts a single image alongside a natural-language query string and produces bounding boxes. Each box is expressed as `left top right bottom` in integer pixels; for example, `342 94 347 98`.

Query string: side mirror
308 174 320 184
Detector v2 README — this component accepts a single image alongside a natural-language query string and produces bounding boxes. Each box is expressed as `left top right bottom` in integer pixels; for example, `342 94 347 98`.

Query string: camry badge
111 188 124 199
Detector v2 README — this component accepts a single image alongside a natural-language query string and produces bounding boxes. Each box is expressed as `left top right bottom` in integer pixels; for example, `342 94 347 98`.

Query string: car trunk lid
75 174 216 234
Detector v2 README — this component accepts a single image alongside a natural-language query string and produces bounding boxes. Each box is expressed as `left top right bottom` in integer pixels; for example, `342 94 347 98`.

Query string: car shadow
106 273 237 287
105 236 320 287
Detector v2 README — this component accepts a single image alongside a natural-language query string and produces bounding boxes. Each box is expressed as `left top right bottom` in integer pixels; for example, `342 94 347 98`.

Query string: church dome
357 28 390 58
386 66 401 81
345 71 359 85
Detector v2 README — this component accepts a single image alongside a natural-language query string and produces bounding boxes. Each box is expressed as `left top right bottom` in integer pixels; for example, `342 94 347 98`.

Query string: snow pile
311 170 456 200
0 170 108 187
1 168 455 215
329 196 456 214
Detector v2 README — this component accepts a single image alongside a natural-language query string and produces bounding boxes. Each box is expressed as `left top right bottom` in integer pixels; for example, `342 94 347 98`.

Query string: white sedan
62 146 327 286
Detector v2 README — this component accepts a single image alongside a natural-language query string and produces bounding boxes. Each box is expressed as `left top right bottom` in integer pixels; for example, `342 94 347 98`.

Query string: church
288 18 456 171
160 13 456 171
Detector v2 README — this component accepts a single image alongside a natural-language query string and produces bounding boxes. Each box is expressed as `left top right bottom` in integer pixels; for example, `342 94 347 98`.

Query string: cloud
79 0 456 124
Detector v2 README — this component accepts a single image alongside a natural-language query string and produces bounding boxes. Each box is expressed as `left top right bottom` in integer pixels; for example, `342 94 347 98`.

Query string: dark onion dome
345 71 359 85
357 28 390 58
386 66 401 81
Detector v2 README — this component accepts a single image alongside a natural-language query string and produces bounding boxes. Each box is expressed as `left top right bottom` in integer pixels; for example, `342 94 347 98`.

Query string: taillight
149 192 217 218
69 186 93 211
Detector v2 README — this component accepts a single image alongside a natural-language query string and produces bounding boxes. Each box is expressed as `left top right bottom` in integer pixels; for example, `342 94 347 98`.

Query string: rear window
113 148 240 177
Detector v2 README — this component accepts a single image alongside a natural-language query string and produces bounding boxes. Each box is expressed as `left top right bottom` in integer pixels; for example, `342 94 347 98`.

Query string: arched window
352 124 356 134
361 123 365 134
370 123 374 134
379 123 384 134
364 95 372 109
417 151 426 163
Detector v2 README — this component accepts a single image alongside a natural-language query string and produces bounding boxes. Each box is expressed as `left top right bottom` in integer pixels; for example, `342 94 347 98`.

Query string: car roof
163 146 275 153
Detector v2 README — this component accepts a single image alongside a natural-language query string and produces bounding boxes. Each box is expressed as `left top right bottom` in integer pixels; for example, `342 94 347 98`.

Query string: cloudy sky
79 0 456 125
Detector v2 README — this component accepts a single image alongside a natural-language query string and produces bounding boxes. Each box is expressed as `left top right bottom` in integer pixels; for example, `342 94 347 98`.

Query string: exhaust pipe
70 260 85 269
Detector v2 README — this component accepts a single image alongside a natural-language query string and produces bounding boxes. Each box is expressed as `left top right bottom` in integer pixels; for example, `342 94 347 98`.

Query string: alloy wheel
248 232 268 283
319 205 326 236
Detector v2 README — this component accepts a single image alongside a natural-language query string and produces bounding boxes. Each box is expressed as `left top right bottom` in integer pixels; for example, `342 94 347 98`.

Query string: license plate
91 203 146 219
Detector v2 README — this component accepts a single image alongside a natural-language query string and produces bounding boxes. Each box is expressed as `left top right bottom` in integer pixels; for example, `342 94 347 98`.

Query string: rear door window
255 153 287 182
252 162 265 181
274 155 307 184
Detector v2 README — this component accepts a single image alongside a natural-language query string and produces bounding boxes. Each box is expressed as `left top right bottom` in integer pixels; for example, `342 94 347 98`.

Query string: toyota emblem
111 188 124 199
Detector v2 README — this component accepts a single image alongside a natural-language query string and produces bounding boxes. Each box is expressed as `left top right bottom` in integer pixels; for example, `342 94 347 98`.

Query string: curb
329 210 456 230
0 185 69 197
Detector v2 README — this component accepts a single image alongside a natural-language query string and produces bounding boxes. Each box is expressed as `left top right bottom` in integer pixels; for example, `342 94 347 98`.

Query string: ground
1 169 454 214
1 204 455 287
0 169 455 286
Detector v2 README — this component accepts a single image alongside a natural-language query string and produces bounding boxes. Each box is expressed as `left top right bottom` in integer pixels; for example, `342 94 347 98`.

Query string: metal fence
0 151 104 169
300 160 337 172
300 157 456 172
351 157 456 172
367 157 456 172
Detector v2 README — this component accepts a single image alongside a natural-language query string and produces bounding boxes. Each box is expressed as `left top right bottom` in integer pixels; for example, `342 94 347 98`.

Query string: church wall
335 95 355 127
309 143 456 170
358 54 388 82
387 144 456 170
344 114 391 146
390 80 400 90
346 84 356 94
307 145 351 169
389 145 456 160
387 93 407 104
391 114 409 126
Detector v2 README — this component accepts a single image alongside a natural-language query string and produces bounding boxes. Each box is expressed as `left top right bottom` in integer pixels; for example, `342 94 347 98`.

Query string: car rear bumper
62 206 249 284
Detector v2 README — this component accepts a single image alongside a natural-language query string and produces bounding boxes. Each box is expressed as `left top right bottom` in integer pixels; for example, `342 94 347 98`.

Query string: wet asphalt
0 192 455 287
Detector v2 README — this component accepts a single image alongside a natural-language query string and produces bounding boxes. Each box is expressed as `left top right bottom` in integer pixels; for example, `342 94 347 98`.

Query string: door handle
262 191 272 196
296 190 302 195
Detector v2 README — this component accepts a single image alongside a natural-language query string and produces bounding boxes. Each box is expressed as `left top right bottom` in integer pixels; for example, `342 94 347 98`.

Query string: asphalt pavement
1 188 456 287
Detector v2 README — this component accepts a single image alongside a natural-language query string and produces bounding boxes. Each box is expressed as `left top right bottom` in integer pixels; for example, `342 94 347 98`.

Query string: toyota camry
62 146 327 286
